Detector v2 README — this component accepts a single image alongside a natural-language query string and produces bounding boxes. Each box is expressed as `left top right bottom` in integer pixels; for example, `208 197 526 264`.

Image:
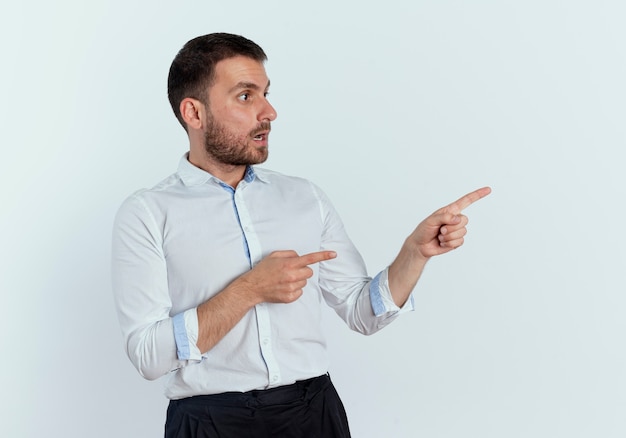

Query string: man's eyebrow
229 80 271 93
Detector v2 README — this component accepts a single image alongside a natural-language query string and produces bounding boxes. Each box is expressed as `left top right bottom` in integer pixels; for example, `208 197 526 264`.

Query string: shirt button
272 375 279 382
262 338 270 345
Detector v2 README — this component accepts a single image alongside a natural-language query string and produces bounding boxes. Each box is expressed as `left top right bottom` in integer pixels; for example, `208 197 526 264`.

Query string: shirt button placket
234 187 281 387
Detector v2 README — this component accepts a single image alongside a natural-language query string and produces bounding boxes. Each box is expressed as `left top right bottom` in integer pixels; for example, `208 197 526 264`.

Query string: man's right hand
196 249 336 353
237 250 337 305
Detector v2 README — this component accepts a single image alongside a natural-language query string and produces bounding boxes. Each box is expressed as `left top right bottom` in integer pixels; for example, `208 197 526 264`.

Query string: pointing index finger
298 250 337 266
447 186 492 213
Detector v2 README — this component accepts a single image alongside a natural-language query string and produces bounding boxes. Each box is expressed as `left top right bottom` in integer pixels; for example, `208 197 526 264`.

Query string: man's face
203 56 277 166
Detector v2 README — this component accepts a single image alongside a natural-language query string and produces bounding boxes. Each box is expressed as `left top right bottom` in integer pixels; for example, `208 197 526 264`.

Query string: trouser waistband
174 373 330 408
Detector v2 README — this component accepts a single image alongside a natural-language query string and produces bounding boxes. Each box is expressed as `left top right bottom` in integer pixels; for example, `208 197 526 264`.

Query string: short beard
203 112 270 166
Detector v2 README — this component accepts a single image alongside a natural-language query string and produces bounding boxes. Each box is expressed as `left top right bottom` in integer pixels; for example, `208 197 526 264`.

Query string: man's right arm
112 195 334 379
112 194 185 380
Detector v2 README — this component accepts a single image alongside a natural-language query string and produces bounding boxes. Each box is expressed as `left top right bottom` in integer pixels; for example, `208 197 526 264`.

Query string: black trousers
164 374 351 438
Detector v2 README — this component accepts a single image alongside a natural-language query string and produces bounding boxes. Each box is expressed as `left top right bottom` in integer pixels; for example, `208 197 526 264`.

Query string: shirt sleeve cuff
370 268 415 317
172 309 203 361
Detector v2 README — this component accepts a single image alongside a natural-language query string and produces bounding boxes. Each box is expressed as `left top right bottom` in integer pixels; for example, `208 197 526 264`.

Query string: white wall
2 1 625 437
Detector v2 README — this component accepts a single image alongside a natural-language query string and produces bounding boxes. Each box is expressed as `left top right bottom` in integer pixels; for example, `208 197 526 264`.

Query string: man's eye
239 93 250 101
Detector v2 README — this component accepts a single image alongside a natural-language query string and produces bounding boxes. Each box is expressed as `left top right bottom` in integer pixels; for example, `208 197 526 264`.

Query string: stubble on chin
203 123 269 166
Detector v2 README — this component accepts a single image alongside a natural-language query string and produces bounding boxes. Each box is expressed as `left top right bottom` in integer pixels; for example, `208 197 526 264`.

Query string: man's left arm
313 183 490 334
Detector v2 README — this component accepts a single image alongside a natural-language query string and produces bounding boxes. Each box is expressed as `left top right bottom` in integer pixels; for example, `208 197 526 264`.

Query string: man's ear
180 98 205 131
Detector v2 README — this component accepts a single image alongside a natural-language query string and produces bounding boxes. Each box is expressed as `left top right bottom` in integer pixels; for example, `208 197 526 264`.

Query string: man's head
167 33 268 130
168 33 277 173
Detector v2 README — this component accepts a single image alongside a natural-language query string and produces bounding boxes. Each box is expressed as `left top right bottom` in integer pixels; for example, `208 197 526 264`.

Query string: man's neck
188 149 246 188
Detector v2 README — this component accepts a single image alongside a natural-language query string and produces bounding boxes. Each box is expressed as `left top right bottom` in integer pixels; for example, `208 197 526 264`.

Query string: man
112 33 490 437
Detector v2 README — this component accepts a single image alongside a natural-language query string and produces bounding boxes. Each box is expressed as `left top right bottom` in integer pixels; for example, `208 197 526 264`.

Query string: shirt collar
177 153 269 187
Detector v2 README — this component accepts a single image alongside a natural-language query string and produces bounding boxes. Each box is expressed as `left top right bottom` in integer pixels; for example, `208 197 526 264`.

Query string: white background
2 1 625 437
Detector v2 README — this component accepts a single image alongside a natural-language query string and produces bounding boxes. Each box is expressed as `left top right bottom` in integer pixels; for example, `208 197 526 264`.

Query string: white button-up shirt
112 155 413 400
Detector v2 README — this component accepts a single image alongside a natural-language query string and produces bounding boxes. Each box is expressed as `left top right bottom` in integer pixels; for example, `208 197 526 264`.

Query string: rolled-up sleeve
172 310 203 361
369 268 415 317
111 193 201 380
311 183 414 335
